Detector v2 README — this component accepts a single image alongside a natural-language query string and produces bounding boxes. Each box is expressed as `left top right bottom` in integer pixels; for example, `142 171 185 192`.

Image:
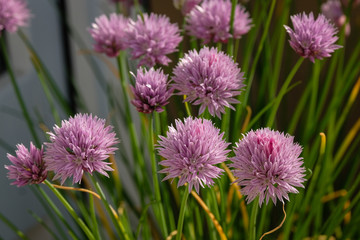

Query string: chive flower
186 0 252 44
284 12 342 63
5 142 47 187
230 128 306 206
89 13 128 57
44 113 119 184
0 0 30 35
125 13 182 67
173 0 202 15
321 0 350 36
130 67 173 113
172 46 245 118
157 117 230 193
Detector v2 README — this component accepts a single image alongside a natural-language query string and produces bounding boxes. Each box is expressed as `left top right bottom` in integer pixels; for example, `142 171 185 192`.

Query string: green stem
89 195 101 240
0 36 40 146
226 0 238 56
116 53 150 199
249 197 259 240
176 189 190 240
234 0 276 128
89 175 132 240
149 113 168 237
44 180 95 240
267 58 304 128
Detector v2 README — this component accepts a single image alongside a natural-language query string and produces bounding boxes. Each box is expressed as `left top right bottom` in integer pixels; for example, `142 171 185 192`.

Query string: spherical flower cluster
172 46 245 118
0 0 30 35
230 128 306 207
89 13 128 57
130 67 173 113
5 142 47 187
157 117 230 193
125 13 182 67
44 113 119 184
284 12 342 63
321 0 350 36
186 0 252 43
173 0 202 15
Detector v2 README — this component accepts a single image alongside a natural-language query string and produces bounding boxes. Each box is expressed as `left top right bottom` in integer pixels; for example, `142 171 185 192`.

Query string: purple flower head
89 13 128 57
172 46 245 118
321 0 350 35
0 0 30 35
230 128 306 207
284 12 342 63
44 113 119 184
157 117 230 193
173 0 202 15
125 13 182 67
5 142 47 187
186 0 252 44
130 67 173 114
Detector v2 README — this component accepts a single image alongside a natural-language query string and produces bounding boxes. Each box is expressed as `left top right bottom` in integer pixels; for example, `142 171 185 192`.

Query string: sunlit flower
284 12 342 62
157 117 230 193
230 128 306 207
5 142 47 187
44 113 119 184
131 67 173 113
89 13 128 57
125 13 182 67
172 46 245 118
0 0 30 34
186 0 252 43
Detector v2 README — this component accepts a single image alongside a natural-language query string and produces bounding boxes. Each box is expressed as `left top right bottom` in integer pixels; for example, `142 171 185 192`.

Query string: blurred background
0 0 359 239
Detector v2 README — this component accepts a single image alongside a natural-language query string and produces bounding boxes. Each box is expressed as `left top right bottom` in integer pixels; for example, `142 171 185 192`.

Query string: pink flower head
230 128 306 207
186 0 252 44
44 113 119 184
5 142 47 187
125 13 182 67
130 67 173 113
172 46 245 118
284 12 342 63
157 117 230 193
173 0 202 15
89 13 128 57
0 0 30 34
321 0 350 35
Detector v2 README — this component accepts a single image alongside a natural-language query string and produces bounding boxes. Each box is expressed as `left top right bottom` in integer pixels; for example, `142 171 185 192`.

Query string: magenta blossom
157 117 230 193
172 46 245 118
230 128 306 207
186 0 252 44
125 13 182 67
44 113 119 184
0 0 30 34
89 13 128 57
284 12 342 63
131 67 173 113
5 142 47 187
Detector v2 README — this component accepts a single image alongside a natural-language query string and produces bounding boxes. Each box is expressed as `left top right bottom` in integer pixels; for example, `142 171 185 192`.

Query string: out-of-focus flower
125 13 182 67
89 13 128 57
186 0 252 44
130 67 173 113
0 0 30 34
284 12 342 63
321 0 350 36
157 117 230 193
5 142 47 187
44 113 119 184
230 128 306 207
173 0 202 15
172 46 245 118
